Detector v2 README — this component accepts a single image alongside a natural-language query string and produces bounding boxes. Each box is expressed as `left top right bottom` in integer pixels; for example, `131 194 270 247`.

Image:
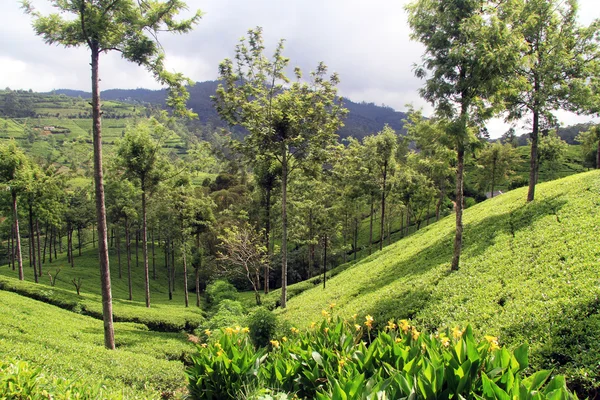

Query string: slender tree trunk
308 210 314 278
10 222 15 271
116 226 122 279
135 228 139 268
151 227 156 280
379 162 387 251
527 104 540 202
451 145 465 271
93 224 96 248
406 203 411 237
42 223 48 264
125 219 132 301
141 182 150 308
69 229 74 268
182 239 189 308
369 195 374 255
280 145 288 308
353 216 358 261
322 236 327 289
28 203 37 283
49 226 54 263
36 220 41 278
343 211 348 263
171 240 175 292
596 135 600 169
195 266 201 307
166 238 172 300
264 188 271 294
77 227 82 256
91 46 115 349
59 230 62 254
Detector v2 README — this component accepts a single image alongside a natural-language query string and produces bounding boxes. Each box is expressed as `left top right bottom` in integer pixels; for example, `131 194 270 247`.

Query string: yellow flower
242 327 250 334
441 337 450 348
324 327 330 333
310 322 316 329
355 324 362 332
270 340 280 348
215 343 222 349
322 309 330 318
225 327 234 335
386 320 397 331
338 359 346 367
411 327 420 340
282 336 288 342
352 313 358 320
290 327 299 334
364 315 374 329
200 343 208 348
234 326 241 333
204 329 212 336
452 326 464 340
399 320 410 333
485 335 500 351
395 337 402 343
216 350 224 357
329 302 336 309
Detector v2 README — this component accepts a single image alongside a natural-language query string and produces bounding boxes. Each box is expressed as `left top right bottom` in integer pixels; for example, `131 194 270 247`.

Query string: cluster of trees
13 0 599 352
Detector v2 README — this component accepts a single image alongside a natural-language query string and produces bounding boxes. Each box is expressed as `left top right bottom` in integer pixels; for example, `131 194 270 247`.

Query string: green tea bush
206 280 238 305
187 316 577 400
0 359 120 399
247 307 277 348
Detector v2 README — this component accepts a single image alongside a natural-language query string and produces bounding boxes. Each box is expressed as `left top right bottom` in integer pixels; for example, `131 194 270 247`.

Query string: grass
0 290 195 398
275 170 600 394
0 242 206 332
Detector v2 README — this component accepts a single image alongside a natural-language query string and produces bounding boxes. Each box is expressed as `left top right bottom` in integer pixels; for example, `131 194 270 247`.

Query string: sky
1 0 598 138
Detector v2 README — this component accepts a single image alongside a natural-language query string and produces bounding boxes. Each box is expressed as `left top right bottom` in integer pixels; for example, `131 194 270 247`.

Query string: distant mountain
52 81 408 140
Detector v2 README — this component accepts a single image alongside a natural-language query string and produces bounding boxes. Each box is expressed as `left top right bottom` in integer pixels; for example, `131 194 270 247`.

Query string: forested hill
53 81 408 140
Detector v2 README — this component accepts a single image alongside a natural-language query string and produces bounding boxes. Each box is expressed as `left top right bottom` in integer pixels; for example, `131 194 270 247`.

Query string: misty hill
53 81 408 140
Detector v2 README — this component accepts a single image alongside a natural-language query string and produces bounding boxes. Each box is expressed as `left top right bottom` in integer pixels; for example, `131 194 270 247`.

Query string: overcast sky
1 0 598 137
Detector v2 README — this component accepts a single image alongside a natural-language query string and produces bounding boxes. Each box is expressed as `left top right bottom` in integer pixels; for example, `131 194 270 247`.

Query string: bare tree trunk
182 240 189 308
135 227 139 268
353 216 358 261
10 222 15 271
13 193 23 280
322 235 327 289
116 227 122 279
151 227 156 280
264 187 271 294
91 45 115 349
125 218 132 301
141 183 150 308
308 210 314 278
379 161 387 251
29 203 37 283
77 227 82 256
451 145 465 271
171 240 176 292
527 94 540 202
69 229 74 268
343 211 348 263
195 266 201 307
280 144 289 308
42 223 48 264
166 238 172 301
369 195 374 255
36 220 42 278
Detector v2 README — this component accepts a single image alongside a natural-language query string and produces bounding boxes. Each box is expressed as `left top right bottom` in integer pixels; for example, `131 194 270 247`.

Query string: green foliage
0 291 193 398
0 359 118 399
206 280 238 305
247 307 278 348
188 318 576 399
201 300 246 335
277 170 600 396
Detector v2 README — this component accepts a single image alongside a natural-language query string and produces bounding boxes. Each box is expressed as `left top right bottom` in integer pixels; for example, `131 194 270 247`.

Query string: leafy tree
535 130 568 181
213 27 347 307
364 126 398 251
576 125 600 168
116 119 168 308
24 0 201 349
407 0 521 271
476 142 519 197
0 141 30 281
500 0 599 201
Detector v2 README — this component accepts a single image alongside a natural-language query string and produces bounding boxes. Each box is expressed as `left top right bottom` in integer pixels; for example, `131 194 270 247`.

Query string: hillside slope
278 170 600 393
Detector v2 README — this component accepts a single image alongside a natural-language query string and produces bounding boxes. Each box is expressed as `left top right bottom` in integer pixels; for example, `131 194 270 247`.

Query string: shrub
206 280 238 305
246 307 277 348
200 300 246 337
188 317 577 400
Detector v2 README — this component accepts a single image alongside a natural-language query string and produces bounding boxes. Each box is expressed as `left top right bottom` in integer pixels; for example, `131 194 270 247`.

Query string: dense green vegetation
0 290 195 398
276 171 600 394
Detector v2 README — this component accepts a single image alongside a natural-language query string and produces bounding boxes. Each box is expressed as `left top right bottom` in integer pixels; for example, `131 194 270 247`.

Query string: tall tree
500 0 599 201
116 120 167 308
23 0 201 349
364 126 398 251
476 142 519 197
0 142 29 281
213 27 347 308
407 0 521 271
